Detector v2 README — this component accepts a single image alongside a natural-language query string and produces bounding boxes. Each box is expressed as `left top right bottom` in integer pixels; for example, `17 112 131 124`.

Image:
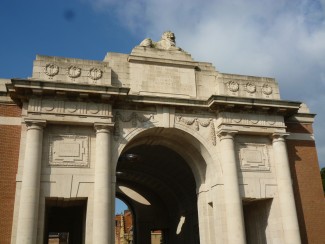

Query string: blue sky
1 0 325 212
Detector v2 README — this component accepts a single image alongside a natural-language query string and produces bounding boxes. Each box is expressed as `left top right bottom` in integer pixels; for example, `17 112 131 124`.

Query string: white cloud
86 0 325 167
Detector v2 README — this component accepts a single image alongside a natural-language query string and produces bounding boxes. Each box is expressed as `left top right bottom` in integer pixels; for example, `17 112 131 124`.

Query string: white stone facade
6 32 309 244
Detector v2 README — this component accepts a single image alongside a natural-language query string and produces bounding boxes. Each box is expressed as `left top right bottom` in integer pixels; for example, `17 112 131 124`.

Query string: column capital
24 119 46 130
272 132 290 142
94 122 114 134
217 130 238 140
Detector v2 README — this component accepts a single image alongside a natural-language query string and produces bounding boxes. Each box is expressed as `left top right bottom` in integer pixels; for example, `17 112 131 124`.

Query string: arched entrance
115 128 207 244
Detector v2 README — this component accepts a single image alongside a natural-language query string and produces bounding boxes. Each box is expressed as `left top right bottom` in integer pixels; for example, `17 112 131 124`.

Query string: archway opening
115 197 135 244
116 143 200 244
43 198 87 244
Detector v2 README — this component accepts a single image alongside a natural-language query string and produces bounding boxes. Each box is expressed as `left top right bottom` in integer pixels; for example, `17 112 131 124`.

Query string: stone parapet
217 73 280 100
31 55 111 86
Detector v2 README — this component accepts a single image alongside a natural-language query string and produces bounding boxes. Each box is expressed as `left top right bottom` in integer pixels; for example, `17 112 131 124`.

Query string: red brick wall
286 122 314 134
286 122 325 244
0 104 22 117
0 103 21 244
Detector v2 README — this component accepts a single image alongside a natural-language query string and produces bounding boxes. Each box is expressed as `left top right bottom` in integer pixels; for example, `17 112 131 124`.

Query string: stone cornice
6 78 302 117
6 78 130 105
208 95 301 114
128 55 199 69
286 113 316 123
127 94 301 116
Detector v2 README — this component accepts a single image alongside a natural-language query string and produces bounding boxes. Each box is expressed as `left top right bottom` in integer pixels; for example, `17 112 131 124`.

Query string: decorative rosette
245 82 256 93
67 66 81 78
89 68 103 80
44 63 59 77
262 84 273 95
227 81 239 92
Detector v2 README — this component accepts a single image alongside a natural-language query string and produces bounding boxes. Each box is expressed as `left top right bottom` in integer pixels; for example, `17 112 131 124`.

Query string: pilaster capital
24 119 46 130
94 122 114 134
272 132 290 143
217 130 238 141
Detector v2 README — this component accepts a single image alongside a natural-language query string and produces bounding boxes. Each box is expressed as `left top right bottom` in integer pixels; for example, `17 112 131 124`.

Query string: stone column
272 133 301 244
93 123 114 244
16 119 46 244
218 130 246 244
197 191 211 244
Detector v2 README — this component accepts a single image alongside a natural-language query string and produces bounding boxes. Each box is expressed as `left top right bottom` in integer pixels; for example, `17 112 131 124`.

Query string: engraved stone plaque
58 143 80 157
129 63 196 98
237 143 270 172
49 134 89 167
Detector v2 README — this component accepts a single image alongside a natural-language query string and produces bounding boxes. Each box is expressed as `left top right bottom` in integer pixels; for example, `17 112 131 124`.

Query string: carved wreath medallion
262 84 273 95
88 68 103 80
44 63 59 78
245 82 256 93
227 81 239 92
67 65 81 78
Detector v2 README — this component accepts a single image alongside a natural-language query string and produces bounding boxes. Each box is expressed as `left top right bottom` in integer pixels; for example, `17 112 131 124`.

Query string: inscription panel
49 134 89 167
28 99 111 117
237 143 270 172
130 63 196 97
218 112 285 128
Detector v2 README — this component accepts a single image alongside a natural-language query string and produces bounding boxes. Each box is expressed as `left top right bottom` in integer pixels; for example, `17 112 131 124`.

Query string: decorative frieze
44 63 103 81
28 99 111 117
236 143 270 172
220 73 279 99
32 55 111 86
48 134 90 167
176 115 216 145
218 112 285 128
226 80 274 96
113 111 156 138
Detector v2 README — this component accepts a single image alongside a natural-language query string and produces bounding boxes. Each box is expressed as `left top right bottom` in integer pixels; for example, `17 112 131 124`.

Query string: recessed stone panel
49 134 89 167
237 143 270 172
129 63 196 98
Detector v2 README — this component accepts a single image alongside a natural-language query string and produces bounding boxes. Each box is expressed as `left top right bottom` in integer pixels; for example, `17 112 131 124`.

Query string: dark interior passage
243 198 272 244
44 198 87 244
117 144 200 244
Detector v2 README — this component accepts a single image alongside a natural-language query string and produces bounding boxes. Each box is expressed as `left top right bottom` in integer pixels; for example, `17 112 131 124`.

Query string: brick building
0 32 324 243
115 210 134 244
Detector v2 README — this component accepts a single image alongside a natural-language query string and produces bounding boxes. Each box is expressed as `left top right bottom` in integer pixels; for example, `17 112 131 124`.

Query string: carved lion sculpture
139 31 182 51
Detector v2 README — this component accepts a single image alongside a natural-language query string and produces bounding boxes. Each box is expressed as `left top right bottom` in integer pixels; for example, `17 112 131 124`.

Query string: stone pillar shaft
197 191 211 244
273 133 301 244
16 120 45 244
93 123 113 244
218 131 246 244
